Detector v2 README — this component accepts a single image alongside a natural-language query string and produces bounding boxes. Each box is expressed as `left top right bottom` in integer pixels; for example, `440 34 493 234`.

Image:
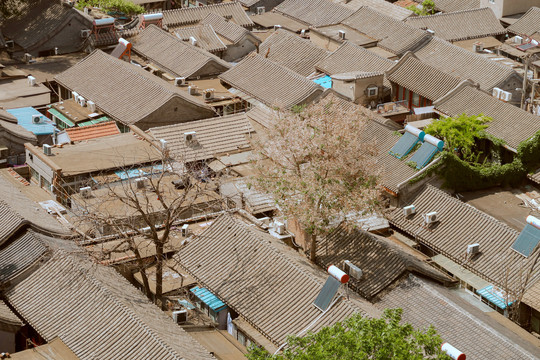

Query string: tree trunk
133 244 151 298
155 241 164 310
310 233 317 263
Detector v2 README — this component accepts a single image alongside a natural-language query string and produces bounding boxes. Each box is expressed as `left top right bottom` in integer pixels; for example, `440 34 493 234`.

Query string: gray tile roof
1 0 92 50
315 41 394 75
317 226 451 299
148 113 254 163
342 6 431 55
0 230 47 283
405 8 506 42
173 24 227 53
414 37 520 92
386 52 461 101
200 13 251 44
219 54 324 108
161 2 253 29
175 214 364 346
508 7 540 36
336 0 413 20
0 301 22 327
6 249 213 360
377 275 539 360
258 30 328 76
389 185 540 291
433 0 480 13
274 0 355 27
0 199 26 245
433 81 540 149
0 109 17 123
134 25 231 79
55 50 215 126
250 12 307 32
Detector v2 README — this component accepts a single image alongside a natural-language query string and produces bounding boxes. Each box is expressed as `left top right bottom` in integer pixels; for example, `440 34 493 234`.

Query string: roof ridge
56 250 185 360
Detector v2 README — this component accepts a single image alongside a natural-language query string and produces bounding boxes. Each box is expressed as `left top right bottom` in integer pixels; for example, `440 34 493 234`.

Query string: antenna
313 265 349 311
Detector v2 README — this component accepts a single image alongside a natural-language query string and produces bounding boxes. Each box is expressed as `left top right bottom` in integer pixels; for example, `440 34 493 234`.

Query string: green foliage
424 114 492 163
76 0 144 15
407 0 436 16
246 309 450 360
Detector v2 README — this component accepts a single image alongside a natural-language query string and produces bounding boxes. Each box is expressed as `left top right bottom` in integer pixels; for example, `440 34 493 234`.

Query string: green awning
47 108 75 127
77 116 110 127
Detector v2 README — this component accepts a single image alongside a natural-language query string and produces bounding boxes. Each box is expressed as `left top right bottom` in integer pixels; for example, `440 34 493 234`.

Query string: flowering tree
253 96 381 262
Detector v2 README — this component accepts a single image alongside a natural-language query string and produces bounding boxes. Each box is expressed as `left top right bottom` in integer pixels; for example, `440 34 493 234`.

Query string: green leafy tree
76 0 144 15
246 309 451 360
407 0 436 16
424 113 492 163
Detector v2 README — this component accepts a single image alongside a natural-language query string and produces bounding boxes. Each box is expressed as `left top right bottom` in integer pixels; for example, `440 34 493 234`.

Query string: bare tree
253 96 382 262
69 146 226 309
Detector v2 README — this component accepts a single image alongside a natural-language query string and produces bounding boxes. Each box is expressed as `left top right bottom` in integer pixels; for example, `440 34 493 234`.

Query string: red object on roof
65 121 120 142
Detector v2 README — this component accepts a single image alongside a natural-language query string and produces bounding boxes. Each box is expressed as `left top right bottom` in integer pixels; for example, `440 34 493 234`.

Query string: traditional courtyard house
133 25 231 80
219 54 324 109
174 214 378 351
198 13 261 61
405 8 506 42
385 52 461 110
258 29 328 77
24 132 162 203
340 6 432 56
0 0 93 58
334 0 413 20
54 50 216 131
414 37 524 105
160 2 254 31
273 0 355 27
47 98 110 129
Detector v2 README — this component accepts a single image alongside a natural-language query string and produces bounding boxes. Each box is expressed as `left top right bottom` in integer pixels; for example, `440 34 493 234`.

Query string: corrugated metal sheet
191 286 228 312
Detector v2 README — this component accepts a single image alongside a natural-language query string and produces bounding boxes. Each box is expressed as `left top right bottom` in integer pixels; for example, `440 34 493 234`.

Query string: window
412 93 420 107
29 166 39 184
367 86 378 97
237 331 246 346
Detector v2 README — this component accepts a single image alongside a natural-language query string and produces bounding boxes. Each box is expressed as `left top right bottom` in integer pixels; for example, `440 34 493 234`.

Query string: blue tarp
477 285 513 309
190 286 227 312
313 75 332 89
7 107 56 135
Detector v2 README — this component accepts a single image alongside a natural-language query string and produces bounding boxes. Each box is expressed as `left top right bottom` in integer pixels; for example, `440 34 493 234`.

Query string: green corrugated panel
77 116 110 127
47 108 75 127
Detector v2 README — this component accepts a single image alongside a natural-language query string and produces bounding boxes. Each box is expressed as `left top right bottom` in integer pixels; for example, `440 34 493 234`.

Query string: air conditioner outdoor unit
135 177 149 189
338 30 346 40
160 138 168 150
367 86 378 97
28 75 36 86
87 100 96 113
174 77 186 86
78 96 86 107
184 131 197 142
23 53 32 63
72 91 79 100
203 89 215 100
492 87 502 99
172 310 188 324
514 36 523 44
472 42 483 52
256 6 265 14
32 115 43 124
274 221 285 235
500 90 512 102
43 144 52 156
344 260 363 279
80 29 91 39
300 29 306 37
188 86 198 96
274 25 282 30
423 211 438 224
467 243 480 255
181 224 189 237
403 205 416 217
189 36 197 46
80 186 92 198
